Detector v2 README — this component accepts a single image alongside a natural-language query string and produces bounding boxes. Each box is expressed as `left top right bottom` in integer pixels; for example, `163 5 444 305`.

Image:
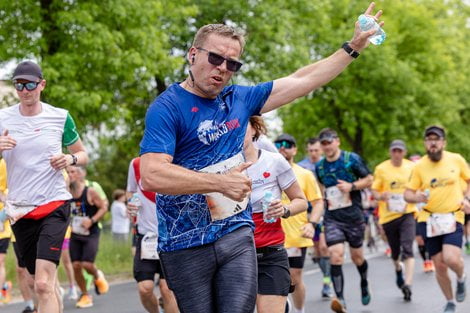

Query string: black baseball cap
389 139 406 150
12 61 43 82
274 133 296 146
424 125 445 139
318 128 338 142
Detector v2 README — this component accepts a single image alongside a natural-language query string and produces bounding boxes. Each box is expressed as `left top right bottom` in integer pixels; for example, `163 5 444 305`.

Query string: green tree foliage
1 0 468 194
278 0 470 165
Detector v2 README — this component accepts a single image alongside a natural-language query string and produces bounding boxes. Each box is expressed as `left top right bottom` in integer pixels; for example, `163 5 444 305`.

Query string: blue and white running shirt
140 82 273 252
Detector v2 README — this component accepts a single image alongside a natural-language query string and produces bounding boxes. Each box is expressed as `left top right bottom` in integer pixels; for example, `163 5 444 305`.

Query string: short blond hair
193 24 246 53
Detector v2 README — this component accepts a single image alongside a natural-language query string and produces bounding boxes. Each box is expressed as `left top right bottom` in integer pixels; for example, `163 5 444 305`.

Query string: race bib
71 216 90 236
326 186 352 211
4 200 36 224
140 232 159 260
200 153 249 221
387 193 407 213
286 247 302 257
426 213 456 238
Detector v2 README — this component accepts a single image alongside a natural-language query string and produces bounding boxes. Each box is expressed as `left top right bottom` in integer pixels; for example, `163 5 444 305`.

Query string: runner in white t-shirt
0 61 88 313
244 116 308 313
127 157 178 313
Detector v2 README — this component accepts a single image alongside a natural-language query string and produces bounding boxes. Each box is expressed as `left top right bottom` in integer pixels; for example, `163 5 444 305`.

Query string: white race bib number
140 232 159 260
326 186 352 211
387 193 407 213
200 153 249 221
71 216 90 236
4 201 36 224
286 247 302 257
426 213 456 238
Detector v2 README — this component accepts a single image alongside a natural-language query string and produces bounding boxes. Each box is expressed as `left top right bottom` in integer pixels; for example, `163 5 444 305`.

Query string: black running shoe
401 284 412 302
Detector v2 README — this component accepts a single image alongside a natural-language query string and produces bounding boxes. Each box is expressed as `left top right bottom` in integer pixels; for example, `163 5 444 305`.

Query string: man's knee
138 280 155 298
35 279 53 296
72 262 82 271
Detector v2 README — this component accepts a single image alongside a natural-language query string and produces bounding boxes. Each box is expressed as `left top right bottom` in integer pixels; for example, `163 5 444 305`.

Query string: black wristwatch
281 206 291 219
71 154 78 166
342 42 360 59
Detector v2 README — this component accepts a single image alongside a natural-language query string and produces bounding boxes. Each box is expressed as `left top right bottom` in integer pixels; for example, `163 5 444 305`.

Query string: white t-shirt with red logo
247 149 296 247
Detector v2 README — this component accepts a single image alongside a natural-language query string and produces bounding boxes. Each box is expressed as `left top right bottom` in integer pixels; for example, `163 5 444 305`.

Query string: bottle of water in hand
128 193 142 223
358 14 386 45
262 191 276 223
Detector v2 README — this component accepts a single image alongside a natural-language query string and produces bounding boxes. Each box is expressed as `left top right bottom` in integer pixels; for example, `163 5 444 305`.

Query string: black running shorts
133 233 164 282
11 202 70 274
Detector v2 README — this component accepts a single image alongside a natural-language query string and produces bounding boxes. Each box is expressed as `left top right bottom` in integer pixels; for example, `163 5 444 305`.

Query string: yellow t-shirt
372 159 418 224
407 151 470 224
282 163 322 248
0 159 11 239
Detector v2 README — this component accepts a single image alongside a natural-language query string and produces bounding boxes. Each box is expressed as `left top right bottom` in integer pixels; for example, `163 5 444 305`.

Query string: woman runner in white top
244 116 308 313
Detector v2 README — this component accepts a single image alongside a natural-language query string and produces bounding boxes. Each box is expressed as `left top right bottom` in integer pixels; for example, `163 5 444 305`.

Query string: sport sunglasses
14 81 40 91
196 47 243 72
275 141 294 149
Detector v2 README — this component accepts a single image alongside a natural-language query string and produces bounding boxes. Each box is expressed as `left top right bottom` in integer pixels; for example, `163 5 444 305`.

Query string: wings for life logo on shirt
197 118 240 145
430 177 452 188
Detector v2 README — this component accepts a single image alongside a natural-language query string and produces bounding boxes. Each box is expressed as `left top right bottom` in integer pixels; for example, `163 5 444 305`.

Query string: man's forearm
309 199 324 223
353 175 373 190
141 162 222 195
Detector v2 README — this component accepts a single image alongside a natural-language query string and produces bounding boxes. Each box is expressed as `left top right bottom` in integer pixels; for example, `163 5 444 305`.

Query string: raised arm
261 2 383 113
140 152 253 202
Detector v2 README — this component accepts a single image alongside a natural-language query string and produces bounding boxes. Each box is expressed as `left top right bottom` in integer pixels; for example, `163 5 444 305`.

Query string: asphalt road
3 246 470 313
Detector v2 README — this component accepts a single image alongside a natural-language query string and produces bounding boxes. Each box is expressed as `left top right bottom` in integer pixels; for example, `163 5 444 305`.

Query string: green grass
4 230 134 289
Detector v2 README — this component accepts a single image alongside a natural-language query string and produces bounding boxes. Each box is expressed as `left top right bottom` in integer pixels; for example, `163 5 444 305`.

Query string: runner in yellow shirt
275 134 323 313
0 158 12 304
404 126 470 313
372 140 418 302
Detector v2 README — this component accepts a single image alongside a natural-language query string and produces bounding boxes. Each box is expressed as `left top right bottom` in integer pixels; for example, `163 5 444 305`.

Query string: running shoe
76 294 93 308
361 280 371 305
330 297 347 313
443 301 456 313
401 284 412 302
424 260 435 273
68 285 79 300
21 307 37 313
0 281 12 304
94 270 109 295
321 283 333 299
465 243 470 256
384 247 391 258
456 274 466 302
396 263 405 289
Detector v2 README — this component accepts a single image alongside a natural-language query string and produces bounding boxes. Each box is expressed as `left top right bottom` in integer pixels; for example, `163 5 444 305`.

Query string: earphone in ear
191 55 195 63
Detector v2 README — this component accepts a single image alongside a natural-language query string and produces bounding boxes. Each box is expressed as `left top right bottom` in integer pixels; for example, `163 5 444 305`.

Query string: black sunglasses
275 141 294 149
14 81 40 91
197 47 243 72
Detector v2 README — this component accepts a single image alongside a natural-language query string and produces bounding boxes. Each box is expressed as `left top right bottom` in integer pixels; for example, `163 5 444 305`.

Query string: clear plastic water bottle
128 193 142 223
358 14 386 45
423 189 430 200
262 191 276 223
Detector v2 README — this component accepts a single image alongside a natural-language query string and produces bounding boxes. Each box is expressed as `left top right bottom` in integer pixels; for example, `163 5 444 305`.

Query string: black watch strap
342 42 360 59
71 154 78 166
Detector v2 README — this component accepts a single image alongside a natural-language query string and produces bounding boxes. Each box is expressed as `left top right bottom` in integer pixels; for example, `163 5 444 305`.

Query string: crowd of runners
0 2 469 313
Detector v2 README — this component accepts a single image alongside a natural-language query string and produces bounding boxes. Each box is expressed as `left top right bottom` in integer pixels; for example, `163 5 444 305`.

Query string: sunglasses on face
197 47 243 72
14 81 40 91
275 141 294 149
